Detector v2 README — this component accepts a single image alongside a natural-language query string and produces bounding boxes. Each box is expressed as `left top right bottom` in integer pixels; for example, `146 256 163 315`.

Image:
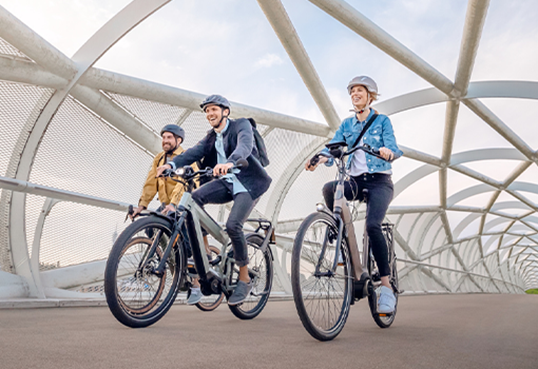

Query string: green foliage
525 289 538 294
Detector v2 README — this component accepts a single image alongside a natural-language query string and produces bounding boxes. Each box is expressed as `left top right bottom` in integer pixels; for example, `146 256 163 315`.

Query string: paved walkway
1 294 537 369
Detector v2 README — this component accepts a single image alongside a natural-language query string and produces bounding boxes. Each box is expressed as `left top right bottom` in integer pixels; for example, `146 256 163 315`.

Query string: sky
1 0 538 253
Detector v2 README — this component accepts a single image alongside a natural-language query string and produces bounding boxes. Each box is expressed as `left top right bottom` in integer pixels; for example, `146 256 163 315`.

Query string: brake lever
309 155 320 167
125 204 134 223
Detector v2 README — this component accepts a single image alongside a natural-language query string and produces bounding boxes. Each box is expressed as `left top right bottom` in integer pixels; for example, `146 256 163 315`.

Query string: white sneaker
187 287 202 305
378 285 396 314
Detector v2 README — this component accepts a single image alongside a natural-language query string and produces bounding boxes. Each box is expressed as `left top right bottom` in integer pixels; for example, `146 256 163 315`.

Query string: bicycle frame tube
178 192 230 281
333 172 364 280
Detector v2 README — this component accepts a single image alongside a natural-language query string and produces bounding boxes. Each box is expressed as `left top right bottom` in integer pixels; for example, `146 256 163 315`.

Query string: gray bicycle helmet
160 124 185 142
347 76 378 95
200 94 231 111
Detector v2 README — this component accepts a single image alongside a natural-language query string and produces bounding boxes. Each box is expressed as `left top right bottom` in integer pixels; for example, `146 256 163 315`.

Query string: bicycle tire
291 212 352 341
367 225 398 329
228 233 273 320
195 245 225 312
104 215 185 328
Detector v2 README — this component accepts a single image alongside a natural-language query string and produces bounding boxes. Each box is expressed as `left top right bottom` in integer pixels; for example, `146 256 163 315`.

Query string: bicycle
291 142 400 341
104 160 274 328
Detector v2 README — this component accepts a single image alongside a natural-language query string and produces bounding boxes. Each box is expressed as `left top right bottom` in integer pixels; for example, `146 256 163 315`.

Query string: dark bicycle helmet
200 94 231 111
160 124 185 142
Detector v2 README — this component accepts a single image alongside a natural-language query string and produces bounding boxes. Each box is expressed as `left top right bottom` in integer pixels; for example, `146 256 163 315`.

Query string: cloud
255 53 284 68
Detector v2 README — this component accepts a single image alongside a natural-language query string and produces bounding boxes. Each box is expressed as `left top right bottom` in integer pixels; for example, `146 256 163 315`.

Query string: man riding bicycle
305 76 402 314
131 124 196 218
130 124 203 303
156 94 272 306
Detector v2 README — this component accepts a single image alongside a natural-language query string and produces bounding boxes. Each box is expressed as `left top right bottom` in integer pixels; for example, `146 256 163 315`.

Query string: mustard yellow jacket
138 146 198 208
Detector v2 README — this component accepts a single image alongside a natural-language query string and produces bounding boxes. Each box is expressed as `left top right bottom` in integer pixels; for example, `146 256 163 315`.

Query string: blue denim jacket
323 109 402 173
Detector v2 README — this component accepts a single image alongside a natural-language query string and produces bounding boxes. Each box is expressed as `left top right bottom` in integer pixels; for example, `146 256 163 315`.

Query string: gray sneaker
187 287 202 305
378 285 396 314
228 280 253 306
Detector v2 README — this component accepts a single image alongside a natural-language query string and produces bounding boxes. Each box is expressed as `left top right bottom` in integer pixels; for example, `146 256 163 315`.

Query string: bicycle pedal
378 312 393 317
210 255 222 266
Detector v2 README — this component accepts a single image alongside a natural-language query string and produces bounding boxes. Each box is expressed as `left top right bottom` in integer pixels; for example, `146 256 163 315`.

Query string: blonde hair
369 91 379 104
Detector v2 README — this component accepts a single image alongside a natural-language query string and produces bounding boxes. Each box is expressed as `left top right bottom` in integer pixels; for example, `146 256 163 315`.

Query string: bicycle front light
316 203 325 212
175 167 186 176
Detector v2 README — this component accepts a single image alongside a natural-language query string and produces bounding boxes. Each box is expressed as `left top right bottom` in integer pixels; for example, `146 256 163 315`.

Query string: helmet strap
218 106 229 127
350 92 371 116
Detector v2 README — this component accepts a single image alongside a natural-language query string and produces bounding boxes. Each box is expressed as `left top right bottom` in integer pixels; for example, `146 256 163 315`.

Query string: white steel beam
308 0 455 95
454 0 490 97
257 0 341 130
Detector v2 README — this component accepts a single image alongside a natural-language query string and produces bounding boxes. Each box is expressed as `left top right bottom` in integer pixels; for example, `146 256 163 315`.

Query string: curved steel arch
1 0 170 297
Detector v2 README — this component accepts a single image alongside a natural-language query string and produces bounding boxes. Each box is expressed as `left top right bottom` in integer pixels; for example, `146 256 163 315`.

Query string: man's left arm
227 119 254 165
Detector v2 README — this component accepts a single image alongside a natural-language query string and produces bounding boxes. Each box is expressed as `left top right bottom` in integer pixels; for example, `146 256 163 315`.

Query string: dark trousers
192 179 256 267
322 173 393 277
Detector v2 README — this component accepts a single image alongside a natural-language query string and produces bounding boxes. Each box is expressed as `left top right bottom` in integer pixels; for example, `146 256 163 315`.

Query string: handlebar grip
309 155 320 167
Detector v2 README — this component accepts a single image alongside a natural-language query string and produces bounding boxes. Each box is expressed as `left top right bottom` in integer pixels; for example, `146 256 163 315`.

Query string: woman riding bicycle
305 76 402 314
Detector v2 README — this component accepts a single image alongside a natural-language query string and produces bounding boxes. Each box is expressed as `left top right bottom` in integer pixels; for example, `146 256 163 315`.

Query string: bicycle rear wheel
104 216 185 328
195 245 225 312
367 223 398 328
228 233 273 320
291 212 352 341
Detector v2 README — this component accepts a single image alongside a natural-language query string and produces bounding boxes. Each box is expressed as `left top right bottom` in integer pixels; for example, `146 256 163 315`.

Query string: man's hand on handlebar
156 164 172 178
130 205 145 221
305 155 328 171
379 147 394 161
161 204 176 215
213 162 234 176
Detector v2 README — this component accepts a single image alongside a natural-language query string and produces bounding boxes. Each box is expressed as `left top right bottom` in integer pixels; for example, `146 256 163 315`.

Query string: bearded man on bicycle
305 76 402 314
156 94 272 306
131 124 196 218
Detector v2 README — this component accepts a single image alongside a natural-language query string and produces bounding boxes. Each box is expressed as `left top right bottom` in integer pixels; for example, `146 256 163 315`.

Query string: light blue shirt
216 120 247 195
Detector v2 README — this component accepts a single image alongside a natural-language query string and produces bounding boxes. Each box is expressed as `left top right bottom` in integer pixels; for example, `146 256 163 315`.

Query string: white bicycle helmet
347 76 378 95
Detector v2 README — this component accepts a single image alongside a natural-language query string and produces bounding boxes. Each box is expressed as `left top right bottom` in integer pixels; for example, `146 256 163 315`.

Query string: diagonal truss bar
257 0 341 130
308 0 455 94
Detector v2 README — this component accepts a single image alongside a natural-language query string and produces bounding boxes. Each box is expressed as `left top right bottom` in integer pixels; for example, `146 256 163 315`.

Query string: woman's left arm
381 116 403 159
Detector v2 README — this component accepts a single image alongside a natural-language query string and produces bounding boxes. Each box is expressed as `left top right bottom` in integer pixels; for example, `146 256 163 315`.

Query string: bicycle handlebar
310 144 393 166
161 158 249 181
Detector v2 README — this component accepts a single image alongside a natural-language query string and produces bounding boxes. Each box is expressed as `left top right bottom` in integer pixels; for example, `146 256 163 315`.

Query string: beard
162 143 174 152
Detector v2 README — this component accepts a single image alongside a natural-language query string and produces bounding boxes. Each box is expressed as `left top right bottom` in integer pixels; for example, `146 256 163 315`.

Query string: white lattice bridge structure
1 0 537 302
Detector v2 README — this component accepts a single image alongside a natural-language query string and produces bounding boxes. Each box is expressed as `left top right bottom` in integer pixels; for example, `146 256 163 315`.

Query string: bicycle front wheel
228 233 273 320
291 212 352 341
104 215 185 328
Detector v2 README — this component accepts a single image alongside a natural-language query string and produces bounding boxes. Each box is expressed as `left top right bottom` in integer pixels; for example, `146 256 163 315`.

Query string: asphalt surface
0 294 537 369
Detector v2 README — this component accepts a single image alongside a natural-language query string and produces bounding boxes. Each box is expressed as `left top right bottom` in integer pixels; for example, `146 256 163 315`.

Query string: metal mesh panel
0 37 31 59
178 110 213 149
39 201 127 269
0 81 53 273
106 92 188 134
0 81 53 177
278 163 337 221
256 129 319 217
29 96 154 204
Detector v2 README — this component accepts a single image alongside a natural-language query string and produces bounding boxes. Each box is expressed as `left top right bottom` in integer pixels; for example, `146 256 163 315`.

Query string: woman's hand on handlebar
156 164 172 178
213 162 234 176
379 147 394 161
305 155 328 171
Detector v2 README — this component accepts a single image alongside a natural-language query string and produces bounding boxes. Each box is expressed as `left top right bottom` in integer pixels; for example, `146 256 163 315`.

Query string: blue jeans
322 173 394 277
192 179 256 267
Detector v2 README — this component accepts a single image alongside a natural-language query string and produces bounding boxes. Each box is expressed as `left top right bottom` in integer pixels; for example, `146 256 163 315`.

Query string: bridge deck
1 294 537 369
